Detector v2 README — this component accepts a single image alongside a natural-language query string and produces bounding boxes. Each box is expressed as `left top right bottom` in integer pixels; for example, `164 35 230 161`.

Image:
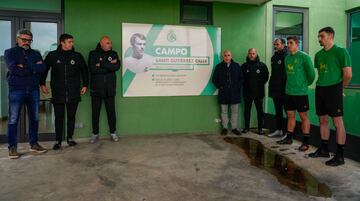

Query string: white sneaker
90 134 99 144
280 132 287 140
110 133 119 142
268 130 282 137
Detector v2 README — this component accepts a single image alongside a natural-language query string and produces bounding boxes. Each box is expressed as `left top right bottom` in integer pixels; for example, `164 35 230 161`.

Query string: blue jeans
7 89 40 148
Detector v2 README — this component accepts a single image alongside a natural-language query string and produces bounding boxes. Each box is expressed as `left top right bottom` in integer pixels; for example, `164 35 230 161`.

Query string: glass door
23 20 60 140
0 18 14 142
0 12 62 143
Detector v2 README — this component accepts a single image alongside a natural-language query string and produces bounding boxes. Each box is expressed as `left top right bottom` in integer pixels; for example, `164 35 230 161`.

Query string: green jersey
285 51 315 95
314 44 352 86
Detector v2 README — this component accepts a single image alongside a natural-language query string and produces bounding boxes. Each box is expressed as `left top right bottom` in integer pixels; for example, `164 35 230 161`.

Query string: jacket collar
275 48 287 56
16 44 32 51
56 45 75 53
96 42 112 53
222 59 233 65
246 56 260 64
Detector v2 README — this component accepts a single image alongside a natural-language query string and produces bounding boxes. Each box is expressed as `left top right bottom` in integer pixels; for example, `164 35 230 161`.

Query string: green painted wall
3 0 358 137
64 0 269 137
346 0 360 10
0 0 61 13
265 0 360 136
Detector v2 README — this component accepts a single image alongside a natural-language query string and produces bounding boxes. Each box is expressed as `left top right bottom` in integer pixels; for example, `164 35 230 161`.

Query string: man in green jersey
277 36 315 152
309 27 352 167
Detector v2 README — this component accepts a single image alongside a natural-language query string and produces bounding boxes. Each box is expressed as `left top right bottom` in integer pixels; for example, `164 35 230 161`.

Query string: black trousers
53 102 79 142
91 96 116 135
244 97 264 129
272 96 286 130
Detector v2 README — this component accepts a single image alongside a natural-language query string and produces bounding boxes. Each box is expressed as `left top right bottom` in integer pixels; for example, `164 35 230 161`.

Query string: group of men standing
212 26 352 167
3 26 352 167
4 29 121 159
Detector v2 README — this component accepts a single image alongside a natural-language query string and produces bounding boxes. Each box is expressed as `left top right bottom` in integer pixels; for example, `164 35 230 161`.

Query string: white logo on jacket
256 69 260 74
70 59 75 65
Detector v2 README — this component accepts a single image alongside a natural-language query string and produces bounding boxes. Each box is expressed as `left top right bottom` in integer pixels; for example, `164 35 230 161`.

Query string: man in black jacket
268 38 287 138
40 34 88 150
212 50 243 135
88 36 120 143
241 48 269 135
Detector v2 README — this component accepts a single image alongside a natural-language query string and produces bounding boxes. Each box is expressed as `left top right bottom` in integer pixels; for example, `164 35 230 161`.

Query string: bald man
88 36 121 143
241 48 269 135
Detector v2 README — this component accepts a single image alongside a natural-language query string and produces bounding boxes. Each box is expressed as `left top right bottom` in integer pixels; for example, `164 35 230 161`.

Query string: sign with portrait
122 23 221 97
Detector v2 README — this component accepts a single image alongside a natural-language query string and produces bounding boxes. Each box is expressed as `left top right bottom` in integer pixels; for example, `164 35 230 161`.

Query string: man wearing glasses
212 50 243 135
3 29 48 159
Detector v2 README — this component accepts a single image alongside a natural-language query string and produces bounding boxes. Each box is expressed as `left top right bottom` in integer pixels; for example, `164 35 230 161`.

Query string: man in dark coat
4 29 48 159
88 36 120 143
268 38 287 138
241 48 269 135
212 50 243 135
40 34 88 150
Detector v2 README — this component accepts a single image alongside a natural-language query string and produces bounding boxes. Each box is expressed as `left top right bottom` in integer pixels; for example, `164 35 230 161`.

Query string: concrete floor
0 133 359 201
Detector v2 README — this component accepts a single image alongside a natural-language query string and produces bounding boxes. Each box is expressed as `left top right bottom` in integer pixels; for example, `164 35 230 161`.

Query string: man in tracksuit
241 48 269 135
40 34 88 150
4 29 48 159
277 36 315 152
212 50 243 135
268 38 287 138
88 36 120 143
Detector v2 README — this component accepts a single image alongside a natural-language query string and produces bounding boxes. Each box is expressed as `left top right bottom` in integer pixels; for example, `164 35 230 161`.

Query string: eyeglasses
18 37 33 43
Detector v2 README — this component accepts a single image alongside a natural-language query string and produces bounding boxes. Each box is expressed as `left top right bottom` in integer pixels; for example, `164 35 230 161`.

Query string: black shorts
316 83 343 117
284 95 309 112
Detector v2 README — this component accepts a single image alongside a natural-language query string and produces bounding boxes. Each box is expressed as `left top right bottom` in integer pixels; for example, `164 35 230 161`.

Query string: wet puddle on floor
224 137 332 198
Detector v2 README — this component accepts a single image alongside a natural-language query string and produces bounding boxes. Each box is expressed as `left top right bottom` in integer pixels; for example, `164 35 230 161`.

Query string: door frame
0 10 63 143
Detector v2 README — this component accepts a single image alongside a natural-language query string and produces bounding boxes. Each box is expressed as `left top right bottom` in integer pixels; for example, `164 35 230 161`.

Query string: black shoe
325 155 345 166
220 128 228 135
53 143 62 150
276 138 293 145
67 138 77 146
257 129 265 135
308 148 330 158
241 128 250 133
298 143 309 152
232 129 241 136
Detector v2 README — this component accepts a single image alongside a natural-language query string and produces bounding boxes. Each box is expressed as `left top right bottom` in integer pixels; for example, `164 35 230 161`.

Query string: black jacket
269 49 287 98
41 47 89 103
241 56 269 98
212 60 243 104
88 43 120 97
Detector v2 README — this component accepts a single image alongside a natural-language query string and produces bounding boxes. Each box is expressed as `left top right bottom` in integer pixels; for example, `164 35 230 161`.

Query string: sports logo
167 30 176 42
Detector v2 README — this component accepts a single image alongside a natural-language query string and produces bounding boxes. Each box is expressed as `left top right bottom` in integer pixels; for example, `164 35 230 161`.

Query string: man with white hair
212 50 243 135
